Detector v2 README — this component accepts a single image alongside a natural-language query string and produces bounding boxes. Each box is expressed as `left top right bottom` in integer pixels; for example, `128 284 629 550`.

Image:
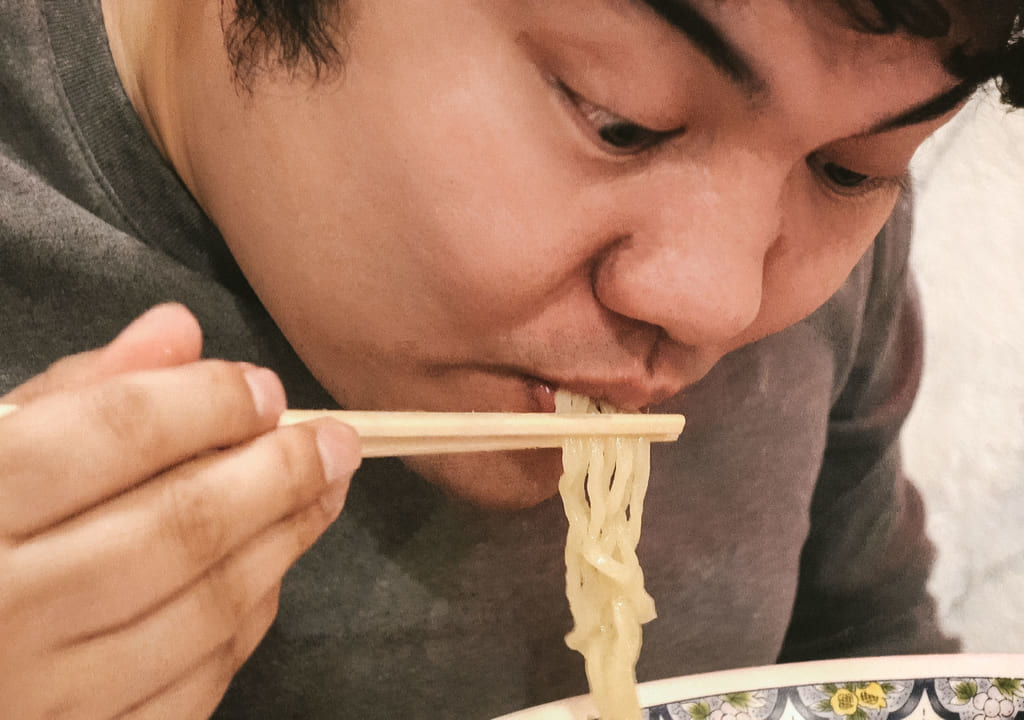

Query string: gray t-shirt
1 1 957 717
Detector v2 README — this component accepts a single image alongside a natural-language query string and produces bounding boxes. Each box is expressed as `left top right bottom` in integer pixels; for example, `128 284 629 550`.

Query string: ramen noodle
556 391 656 720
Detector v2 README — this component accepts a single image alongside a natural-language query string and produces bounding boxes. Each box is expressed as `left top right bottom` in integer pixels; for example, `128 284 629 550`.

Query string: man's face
175 0 963 507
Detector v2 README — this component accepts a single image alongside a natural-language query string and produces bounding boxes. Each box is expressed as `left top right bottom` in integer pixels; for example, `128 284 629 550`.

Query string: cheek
750 189 900 342
218 47 601 344
351 89 604 329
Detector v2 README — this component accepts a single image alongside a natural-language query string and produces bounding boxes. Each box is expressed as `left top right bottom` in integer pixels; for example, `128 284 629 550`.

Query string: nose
592 153 783 348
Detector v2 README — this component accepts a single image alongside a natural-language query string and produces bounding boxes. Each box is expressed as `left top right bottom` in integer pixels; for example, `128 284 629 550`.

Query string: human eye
580 103 674 153
556 80 681 155
807 152 894 198
821 162 869 188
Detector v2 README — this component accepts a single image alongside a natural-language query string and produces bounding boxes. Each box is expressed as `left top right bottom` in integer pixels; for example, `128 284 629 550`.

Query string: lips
427 361 691 415
527 378 558 412
525 372 686 413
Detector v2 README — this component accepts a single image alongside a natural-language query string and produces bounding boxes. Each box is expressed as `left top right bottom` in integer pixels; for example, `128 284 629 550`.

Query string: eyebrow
637 0 766 95
867 80 977 133
637 0 977 134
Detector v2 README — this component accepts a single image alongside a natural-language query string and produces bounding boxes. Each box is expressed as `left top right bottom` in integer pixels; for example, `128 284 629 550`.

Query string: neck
101 0 168 156
100 0 215 195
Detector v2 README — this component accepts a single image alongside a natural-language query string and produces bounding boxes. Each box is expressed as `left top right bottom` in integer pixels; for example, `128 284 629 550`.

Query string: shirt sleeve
777 192 961 662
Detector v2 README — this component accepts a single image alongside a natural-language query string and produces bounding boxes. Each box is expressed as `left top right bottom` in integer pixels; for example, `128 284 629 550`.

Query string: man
1 0 1021 717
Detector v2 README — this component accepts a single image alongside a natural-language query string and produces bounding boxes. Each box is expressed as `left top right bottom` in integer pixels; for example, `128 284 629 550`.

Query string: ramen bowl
495 654 1024 720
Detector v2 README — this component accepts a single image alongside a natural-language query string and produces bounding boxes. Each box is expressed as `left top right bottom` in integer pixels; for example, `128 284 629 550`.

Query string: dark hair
832 0 1024 107
224 0 1024 107
224 0 345 85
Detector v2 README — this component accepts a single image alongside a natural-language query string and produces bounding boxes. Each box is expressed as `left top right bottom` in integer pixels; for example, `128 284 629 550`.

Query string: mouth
419 363 688 415
518 371 683 414
390 364 687 508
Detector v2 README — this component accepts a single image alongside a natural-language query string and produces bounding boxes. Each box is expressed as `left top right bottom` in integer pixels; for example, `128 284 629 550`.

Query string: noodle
556 391 656 720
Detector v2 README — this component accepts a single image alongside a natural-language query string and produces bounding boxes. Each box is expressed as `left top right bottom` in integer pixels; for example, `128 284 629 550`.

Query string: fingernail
316 422 362 485
243 366 286 420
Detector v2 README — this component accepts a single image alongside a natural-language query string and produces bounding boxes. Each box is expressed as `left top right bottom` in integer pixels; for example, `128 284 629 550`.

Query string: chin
403 447 565 510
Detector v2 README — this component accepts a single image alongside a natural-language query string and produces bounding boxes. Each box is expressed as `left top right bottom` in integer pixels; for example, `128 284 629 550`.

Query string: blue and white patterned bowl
495 655 1024 720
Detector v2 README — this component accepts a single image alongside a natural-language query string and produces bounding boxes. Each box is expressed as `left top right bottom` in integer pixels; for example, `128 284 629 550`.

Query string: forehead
632 0 953 59
622 0 961 100
539 0 967 142
634 0 1014 77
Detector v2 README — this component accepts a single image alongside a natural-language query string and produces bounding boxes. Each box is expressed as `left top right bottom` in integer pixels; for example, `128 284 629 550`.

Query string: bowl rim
494 653 1024 720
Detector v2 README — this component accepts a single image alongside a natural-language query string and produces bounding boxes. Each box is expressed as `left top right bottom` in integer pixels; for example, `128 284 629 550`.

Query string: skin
105 0 959 508
0 0 971 716
0 305 361 718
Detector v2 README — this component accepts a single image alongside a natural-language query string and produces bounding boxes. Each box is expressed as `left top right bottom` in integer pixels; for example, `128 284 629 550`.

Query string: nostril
644 328 669 376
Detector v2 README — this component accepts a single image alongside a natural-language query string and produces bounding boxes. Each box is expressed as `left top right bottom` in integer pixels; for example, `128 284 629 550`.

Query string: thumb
2 303 204 405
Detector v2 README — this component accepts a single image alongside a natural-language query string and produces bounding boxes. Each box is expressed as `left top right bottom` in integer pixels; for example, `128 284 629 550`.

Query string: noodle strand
556 391 656 720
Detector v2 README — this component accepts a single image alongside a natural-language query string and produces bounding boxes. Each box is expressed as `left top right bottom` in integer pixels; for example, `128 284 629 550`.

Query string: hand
0 304 361 719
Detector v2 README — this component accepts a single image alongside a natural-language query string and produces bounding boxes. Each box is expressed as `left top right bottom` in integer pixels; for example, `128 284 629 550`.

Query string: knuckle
264 428 325 503
213 644 246 693
199 574 283 682
88 381 160 450
227 591 279 669
251 591 280 646
211 634 253 687
196 359 273 435
163 477 230 571
199 358 242 391
197 562 251 643
293 500 337 553
201 359 252 407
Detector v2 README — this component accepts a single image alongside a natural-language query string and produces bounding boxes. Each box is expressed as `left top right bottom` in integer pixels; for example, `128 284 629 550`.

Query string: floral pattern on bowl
931 678 1024 720
494 654 1024 720
641 677 1023 720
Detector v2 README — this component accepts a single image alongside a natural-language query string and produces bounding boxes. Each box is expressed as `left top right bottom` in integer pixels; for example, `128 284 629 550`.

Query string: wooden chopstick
0 403 684 458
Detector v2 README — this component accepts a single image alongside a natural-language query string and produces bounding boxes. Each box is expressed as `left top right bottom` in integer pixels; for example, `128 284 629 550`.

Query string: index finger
0 303 203 407
0 360 285 537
